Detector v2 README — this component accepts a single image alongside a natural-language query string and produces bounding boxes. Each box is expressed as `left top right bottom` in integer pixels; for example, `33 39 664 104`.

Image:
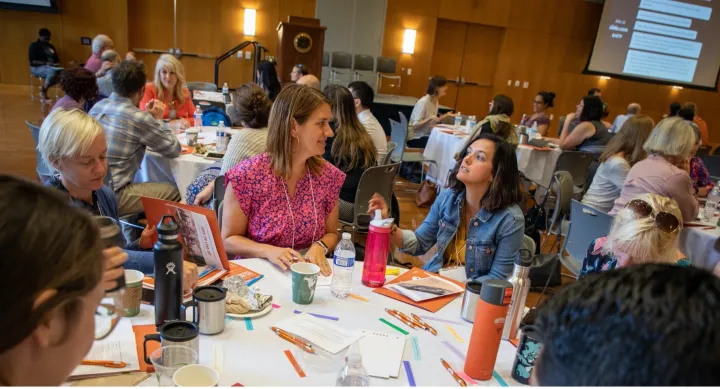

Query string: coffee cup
122 269 144 317
143 321 200 364
183 285 227 335
185 129 200 147
291 262 320 305
173 364 220 386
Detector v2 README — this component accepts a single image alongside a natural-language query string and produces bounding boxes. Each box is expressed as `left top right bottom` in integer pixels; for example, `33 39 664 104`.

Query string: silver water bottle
502 253 532 340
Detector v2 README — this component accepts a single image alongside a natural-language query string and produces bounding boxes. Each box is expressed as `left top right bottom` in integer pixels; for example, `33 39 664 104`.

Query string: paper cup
173 364 220 387
185 129 200 147
291 262 320 305
122 269 144 317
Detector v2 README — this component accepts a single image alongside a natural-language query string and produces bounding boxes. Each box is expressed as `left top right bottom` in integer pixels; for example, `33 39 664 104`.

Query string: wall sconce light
600 76 611 80
402 29 416 54
244 8 256 36
672 85 683 90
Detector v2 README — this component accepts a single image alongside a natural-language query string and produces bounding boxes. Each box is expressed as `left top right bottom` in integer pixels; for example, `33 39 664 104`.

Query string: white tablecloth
135 127 240 202
423 128 563 188
679 227 720 271
133 258 521 387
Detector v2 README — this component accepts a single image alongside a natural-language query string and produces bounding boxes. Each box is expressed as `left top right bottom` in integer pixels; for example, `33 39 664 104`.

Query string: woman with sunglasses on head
322 84 378 222
0 175 111 385
520 91 555 137
581 194 686 279
222 84 345 277
368 133 525 282
610 117 699 223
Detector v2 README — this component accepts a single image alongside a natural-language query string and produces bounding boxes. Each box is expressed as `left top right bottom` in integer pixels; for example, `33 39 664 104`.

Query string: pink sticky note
272 303 281 309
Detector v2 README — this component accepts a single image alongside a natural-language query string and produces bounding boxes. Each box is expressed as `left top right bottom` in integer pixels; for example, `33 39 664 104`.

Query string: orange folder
373 268 465 313
132 324 158 372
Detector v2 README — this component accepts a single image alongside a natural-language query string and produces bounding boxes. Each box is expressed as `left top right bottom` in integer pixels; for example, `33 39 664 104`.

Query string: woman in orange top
140 54 196 130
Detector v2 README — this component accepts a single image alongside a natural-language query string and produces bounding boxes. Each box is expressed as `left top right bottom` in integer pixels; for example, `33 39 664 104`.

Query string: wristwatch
314 240 329 255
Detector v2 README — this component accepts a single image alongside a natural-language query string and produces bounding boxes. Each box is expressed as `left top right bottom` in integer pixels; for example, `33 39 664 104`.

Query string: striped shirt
220 127 269 174
89 93 181 191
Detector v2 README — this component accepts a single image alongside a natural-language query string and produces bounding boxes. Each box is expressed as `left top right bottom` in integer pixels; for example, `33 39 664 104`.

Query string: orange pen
81 360 127 368
271 326 315 354
441 358 467 387
411 313 438 335
385 309 420 330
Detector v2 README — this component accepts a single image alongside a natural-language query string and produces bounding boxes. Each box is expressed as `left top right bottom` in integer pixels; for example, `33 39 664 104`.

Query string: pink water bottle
362 210 391 287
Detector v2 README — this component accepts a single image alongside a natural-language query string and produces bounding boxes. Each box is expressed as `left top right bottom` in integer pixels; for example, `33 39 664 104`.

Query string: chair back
187 82 218 92
521 234 536 256
389 116 408 162
218 201 224 231
213 174 226 217
353 54 374 72
554 151 595 189
547 171 574 234
698 145 712 156
557 115 566 135
26 120 53 183
384 142 397 165
331 52 352 69
700 154 720 181
561 200 613 275
711 146 720 156
376 57 397 74
352 162 401 228
322 51 330 67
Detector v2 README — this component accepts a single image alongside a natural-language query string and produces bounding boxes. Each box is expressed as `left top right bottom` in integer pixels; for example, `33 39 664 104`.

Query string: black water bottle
153 215 184 327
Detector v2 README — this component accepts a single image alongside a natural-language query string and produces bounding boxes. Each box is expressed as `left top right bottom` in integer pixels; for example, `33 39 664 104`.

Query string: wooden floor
0 83 572 308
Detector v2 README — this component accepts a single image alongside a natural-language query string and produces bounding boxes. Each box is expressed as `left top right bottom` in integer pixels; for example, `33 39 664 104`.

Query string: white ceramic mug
173 364 220 387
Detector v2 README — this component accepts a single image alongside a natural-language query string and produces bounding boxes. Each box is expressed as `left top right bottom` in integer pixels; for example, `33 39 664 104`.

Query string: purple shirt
50 95 84 113
610 154 699 223
84 53 102 73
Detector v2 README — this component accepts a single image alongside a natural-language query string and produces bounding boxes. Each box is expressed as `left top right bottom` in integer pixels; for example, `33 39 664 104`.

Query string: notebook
359 330 407 379
373 268 465 313
70 320 140 379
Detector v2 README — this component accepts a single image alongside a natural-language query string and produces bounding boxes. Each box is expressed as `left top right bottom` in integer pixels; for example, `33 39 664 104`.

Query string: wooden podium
276 17 327 83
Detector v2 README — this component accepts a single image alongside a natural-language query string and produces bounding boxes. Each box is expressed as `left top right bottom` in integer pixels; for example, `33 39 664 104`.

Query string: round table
680 226 720 271
423 127 563 188
135 127 241 202
133 258 521 386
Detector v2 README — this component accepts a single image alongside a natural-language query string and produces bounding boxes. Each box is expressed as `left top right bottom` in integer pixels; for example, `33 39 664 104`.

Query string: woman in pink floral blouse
221 84 345 276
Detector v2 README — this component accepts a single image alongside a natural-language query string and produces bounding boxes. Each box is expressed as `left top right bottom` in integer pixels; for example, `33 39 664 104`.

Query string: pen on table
385 308 420 330
441 358 467 387
81 360 127 368
118 219 146 230
198 266 216 279
411 313 438 335
396 310 424 329
271 326 315 354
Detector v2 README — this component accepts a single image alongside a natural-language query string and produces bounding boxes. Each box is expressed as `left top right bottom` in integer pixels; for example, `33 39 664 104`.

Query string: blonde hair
266 84 330 178
603 193 683 265
643 117 695 159
38 109 104 172
153 54 187 105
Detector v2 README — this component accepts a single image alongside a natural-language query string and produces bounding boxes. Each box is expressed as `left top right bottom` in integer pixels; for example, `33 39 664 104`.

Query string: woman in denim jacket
369 133 525 283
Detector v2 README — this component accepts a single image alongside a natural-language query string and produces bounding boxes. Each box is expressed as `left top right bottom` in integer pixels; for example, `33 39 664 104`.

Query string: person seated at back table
0 175 130 385
297 74 321 90
96 50 121 98
139 54 196 131
28 28 63 102
38 108 199 289
531 264 720 386
85 34 115 75
348 81 388 164
407 76 456 148
51 67 98 113
189 83 272 207
368 132 525 283
582 115 654 213
558 96 610 152
256 60 282 100
610 117 699 223
581 193 687 279
290 63 310 82
609 102 641 134
688 125 714 197
221 84 345 277
520 91 556 137
89 60 182 218
470 94 518 145
323 84 378 223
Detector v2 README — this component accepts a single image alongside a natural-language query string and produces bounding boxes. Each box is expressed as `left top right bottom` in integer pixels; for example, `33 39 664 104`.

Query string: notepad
70 320 140 379
358 330 407 379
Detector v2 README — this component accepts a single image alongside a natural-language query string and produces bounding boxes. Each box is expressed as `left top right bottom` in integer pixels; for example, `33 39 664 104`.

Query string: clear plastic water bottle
520 113 527 126
454 112 462 128
704 183 720 224
466 115 476 134
216 120 227 153
336 352 370 386
193 106 203 129
331 233 355 299
222 82 229 95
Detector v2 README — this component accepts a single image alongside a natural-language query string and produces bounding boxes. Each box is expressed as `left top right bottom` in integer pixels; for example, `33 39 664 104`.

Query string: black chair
543 151 594 199
697 145 712 156
212 174 226 219
712 146 720 156
25 120 53 184
699 154 720 181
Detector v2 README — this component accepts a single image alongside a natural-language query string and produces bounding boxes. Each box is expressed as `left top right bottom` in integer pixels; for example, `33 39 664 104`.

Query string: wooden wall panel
279 0 316 22
437 0 511 27
58 0 128 64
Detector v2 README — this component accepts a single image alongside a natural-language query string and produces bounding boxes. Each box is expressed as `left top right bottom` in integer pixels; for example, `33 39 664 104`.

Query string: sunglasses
624 199 680 233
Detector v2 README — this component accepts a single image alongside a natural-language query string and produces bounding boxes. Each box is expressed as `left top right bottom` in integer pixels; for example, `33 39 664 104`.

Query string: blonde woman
140 54 196 130
610 117 699 222
221 84 345 276
581 194 686 278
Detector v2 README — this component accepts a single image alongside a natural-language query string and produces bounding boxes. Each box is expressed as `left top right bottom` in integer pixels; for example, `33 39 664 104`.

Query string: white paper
274 313 364 354
170 205 223 269
386 274 464 302
358 330 406 379
70 320 139 378
193 90 225 103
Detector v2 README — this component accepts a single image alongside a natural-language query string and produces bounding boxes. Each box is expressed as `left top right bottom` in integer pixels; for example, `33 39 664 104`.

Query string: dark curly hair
60 67 98 102
229 83 271 128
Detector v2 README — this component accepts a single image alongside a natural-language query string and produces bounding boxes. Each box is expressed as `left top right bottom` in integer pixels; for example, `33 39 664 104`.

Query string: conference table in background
680 224 720 272
135 127 240 202
371 94 454 137
423 127 563 189
132 259 521 386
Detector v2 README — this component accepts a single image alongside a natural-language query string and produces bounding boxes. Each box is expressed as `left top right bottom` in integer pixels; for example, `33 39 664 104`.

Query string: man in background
96 50 121 97
588 87 602 99
290 64 310 82
85 34 114 75
610 102 640 133
297 74 321 90
349 81 388 164
28 28 63 101
681 102 709 146
532 264 720 386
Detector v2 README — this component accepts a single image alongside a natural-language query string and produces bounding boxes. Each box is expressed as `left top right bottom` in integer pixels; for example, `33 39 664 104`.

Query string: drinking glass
150 346 199 386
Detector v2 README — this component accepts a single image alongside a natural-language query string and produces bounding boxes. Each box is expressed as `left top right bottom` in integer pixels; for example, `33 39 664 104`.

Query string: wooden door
455 24 505 117
430 19 467 109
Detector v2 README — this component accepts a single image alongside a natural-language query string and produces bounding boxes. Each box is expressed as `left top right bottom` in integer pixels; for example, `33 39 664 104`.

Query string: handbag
414 179 437 208
528 253 562 288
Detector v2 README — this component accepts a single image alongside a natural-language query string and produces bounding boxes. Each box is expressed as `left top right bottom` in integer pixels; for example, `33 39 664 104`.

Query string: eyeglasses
624 199 680 233
533 100 544 105
95 301 124 340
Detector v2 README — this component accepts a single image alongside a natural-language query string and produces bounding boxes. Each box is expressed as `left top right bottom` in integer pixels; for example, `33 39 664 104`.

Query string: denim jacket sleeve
400 190 451 256
470 208 524 284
